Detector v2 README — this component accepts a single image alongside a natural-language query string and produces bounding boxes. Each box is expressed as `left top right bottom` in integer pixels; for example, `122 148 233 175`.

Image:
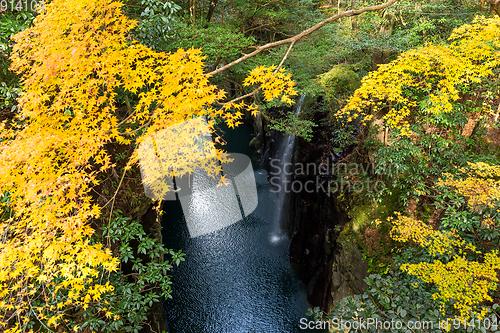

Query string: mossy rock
317 63 361 101
472 134 500 158
337 188 404 274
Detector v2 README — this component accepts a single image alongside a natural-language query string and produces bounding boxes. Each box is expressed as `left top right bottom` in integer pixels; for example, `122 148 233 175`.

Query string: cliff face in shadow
288 136 350 312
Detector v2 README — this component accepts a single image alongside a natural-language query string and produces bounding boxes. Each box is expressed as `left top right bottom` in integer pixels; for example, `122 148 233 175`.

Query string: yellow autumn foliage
0 0 297 331
438 162 500 211
337 17 500 135
389 213 473 257
390 161 500 320
402 253 500 319
243 65 297 105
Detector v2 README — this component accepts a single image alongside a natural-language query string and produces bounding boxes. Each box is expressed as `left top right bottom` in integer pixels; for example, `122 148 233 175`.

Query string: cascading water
161 95 326 333
269 94 306 244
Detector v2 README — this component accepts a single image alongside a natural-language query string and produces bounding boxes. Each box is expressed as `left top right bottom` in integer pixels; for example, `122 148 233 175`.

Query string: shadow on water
161 123 327 333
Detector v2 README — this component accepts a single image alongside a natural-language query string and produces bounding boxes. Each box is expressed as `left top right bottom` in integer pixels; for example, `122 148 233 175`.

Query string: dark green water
161 124 325 333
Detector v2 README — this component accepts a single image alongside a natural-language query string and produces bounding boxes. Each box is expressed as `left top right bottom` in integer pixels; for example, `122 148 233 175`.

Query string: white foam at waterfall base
269 232 287 244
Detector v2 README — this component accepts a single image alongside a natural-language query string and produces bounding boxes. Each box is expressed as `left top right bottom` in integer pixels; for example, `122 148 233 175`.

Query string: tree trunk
486 0 500 16
189 0 196 24
204 0 219 27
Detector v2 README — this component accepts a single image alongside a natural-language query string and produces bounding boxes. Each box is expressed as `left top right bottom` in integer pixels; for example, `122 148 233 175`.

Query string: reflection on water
161 124 325 333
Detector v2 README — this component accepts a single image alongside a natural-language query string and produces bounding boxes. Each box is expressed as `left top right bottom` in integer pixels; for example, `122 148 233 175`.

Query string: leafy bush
0 10 34 109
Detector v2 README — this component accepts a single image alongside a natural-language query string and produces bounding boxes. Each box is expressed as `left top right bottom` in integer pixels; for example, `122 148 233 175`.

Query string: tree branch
218 41 296 106
276 40 295 71
220 87 261 105
206 0 399 77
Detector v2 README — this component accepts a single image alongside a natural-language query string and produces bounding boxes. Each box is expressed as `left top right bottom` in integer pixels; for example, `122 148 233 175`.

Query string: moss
417 203 434 222
469 124 500 160
337 189 403 274
317 63 361 103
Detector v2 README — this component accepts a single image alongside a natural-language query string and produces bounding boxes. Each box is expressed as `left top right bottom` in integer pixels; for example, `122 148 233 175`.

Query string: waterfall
162 118 316 332
269 94 306 243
